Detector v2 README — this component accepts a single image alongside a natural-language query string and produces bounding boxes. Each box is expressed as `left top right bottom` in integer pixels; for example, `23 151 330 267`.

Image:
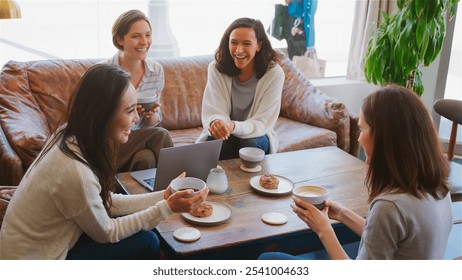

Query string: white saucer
173 227 201 242
249 175 294 196
262 212 288 225
181 201 232 226
240 164 262 173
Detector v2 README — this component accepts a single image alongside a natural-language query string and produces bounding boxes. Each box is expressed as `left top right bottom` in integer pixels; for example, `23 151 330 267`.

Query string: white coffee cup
170 177 206 198
293 185 329 210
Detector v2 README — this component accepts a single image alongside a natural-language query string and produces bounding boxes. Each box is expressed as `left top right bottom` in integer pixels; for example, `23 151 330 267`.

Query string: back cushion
0 59 98 167
27 60 98 133
157 55 213 130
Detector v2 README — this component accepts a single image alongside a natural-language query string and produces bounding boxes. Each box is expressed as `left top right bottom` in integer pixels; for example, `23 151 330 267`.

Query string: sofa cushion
167 118 337 154
0 61 50 168
26 60 98 133
0 60 99 168
278 54 350 152
169 127 203 146
275 117 337 152
157 55 213 131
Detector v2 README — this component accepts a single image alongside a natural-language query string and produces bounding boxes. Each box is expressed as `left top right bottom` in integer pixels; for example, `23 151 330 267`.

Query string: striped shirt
102 53 165 127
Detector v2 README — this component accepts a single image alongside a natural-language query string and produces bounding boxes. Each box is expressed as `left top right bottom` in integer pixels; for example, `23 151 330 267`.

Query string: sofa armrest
278 54 351 152
0 186 17 229
0 125 24 185
348 113 360 157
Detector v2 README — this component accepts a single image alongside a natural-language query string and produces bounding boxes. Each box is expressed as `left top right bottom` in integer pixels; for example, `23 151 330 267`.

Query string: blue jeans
258 241 360 260
258 252 304 260
66 231 160 260
208 135 270 160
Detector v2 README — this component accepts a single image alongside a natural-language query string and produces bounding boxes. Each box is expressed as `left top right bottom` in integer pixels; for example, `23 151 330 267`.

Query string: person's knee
258 251 300 260
137 231 160 259
150 127 171 140
146 127 173 147
241 136 269 153
130 149 156 170
258 252 282 260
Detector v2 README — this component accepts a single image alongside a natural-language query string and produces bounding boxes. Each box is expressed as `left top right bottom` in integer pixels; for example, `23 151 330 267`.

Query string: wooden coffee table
117 146 369 259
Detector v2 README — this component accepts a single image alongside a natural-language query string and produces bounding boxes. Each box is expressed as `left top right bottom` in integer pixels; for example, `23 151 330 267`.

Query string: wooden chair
434 99 462 200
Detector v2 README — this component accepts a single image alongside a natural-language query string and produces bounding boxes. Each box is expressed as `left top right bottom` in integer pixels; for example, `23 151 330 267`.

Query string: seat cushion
169 119 337 153
169 127 203 146
275 117 337 152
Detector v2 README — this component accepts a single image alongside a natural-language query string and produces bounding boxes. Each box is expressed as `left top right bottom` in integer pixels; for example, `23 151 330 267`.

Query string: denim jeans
208 134 270 160
258 241 360 260
66 230 160 260
258 252 304 260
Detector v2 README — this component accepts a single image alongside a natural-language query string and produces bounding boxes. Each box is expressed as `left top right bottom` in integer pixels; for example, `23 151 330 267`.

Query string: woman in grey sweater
260 85 452 260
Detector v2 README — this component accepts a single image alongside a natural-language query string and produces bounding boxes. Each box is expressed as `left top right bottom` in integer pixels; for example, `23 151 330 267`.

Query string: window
0 0 354 78
439 5 462 147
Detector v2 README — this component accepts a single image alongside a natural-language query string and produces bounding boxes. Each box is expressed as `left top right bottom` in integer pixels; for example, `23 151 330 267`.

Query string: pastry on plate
259 174 279 189
189 202 213 218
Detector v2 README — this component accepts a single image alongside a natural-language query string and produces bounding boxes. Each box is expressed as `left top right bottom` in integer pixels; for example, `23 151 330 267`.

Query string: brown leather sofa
0 53 359 224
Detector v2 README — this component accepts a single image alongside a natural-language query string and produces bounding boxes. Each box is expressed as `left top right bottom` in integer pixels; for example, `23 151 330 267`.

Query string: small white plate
262 212 288 225
240 164 262 173
249 175 294 196
181 201 232 226
173 227 201 242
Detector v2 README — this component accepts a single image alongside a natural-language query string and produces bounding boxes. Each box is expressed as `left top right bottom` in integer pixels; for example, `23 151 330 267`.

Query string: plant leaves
413 69 424 96
416 17 426 49
362 0 460 96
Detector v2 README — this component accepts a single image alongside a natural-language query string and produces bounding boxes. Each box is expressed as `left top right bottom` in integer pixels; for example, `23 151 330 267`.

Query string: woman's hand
209 119 234 140
291 196 332 235
139 102 161 126
164 172 185 200
166 187 209 213
164 172 209 213
324 199 346 222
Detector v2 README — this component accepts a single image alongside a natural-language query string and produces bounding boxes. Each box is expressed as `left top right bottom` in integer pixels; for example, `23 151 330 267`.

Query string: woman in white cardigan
198 18 285 160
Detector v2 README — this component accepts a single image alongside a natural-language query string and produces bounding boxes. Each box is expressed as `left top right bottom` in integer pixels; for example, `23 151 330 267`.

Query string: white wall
311 78 378 116
310 56 440 118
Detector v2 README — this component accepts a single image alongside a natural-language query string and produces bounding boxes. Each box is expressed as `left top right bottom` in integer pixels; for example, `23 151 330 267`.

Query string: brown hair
215 17 280 79
112 10 151 51
62 64 130 213
361 85 449 202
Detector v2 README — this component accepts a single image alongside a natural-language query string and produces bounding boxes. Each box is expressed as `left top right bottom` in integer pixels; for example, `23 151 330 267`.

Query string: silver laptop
129 140 223 192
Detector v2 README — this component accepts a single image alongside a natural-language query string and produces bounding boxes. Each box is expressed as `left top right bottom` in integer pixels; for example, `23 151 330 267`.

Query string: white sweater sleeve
109 191 167 217
54 165 172 244
201 62 233 131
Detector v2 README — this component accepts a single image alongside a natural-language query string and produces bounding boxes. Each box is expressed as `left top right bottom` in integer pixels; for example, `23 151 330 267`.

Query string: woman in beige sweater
0 64 208 260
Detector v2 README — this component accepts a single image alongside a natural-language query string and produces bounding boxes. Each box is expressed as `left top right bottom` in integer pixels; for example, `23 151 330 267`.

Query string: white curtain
346 0 397 81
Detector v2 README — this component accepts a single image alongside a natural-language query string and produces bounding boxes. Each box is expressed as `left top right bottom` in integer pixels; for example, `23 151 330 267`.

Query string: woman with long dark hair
0 64 208 259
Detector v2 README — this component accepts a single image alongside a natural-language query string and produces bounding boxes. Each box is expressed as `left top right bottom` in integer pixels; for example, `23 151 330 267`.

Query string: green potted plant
364 0 459 96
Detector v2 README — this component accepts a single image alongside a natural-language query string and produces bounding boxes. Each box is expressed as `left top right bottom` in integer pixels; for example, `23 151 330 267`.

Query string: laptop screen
129 140 223 192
